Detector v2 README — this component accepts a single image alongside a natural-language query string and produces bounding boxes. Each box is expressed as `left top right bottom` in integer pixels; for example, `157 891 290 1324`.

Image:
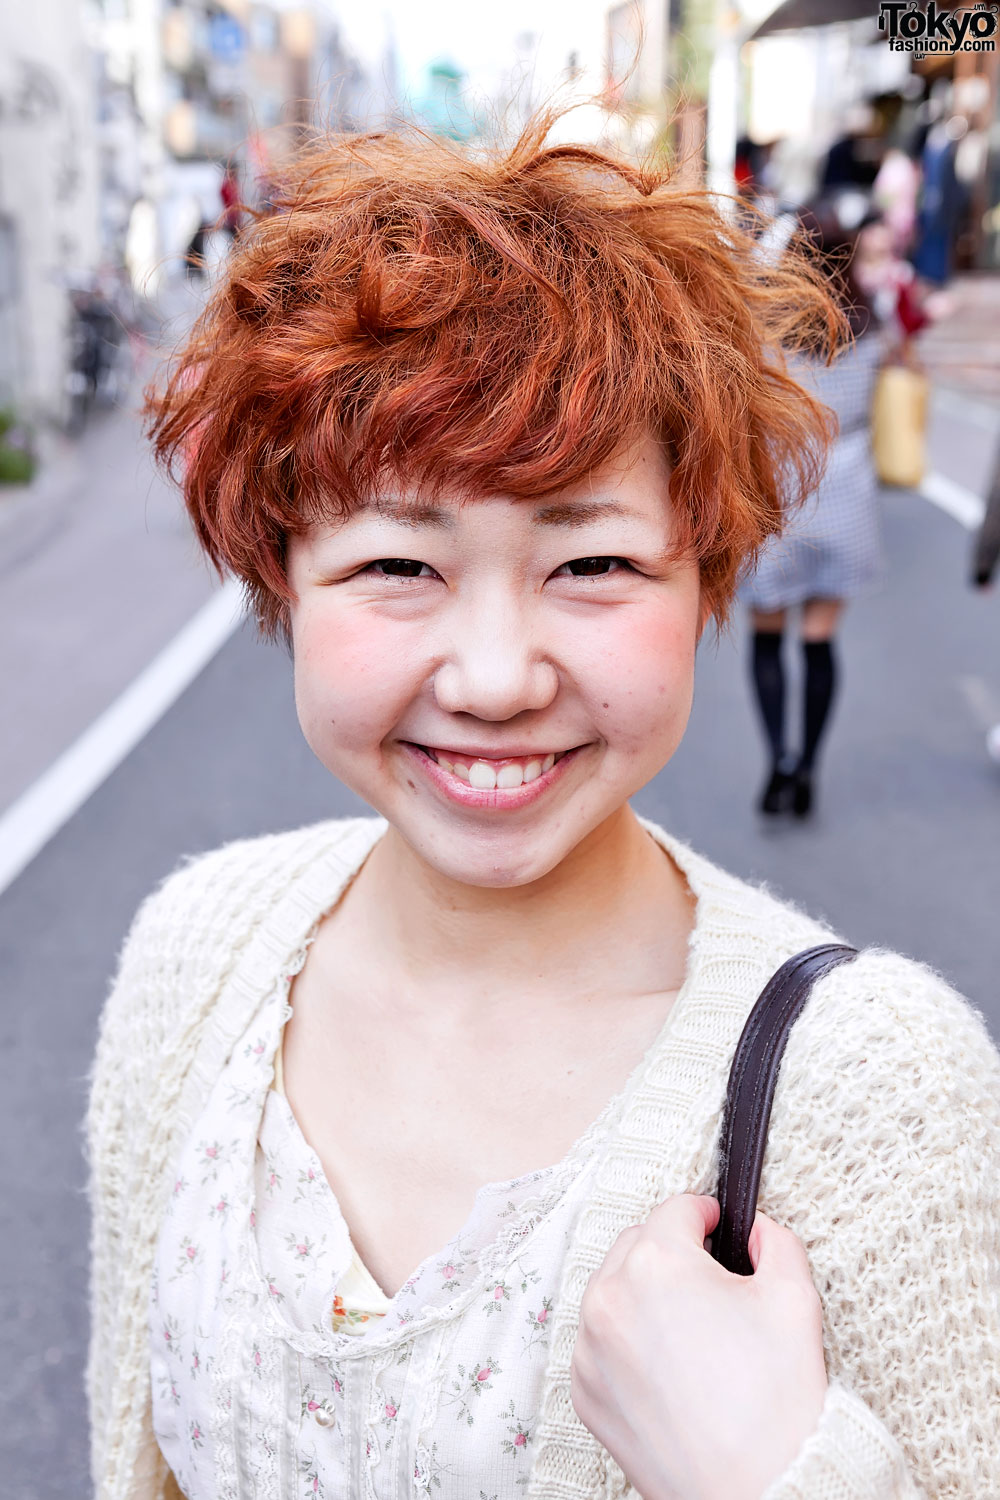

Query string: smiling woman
85 106 1000 1500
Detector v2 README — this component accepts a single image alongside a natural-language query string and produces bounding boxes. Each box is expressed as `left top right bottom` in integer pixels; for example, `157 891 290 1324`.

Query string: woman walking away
743 205 888 818
86 115 1000 1500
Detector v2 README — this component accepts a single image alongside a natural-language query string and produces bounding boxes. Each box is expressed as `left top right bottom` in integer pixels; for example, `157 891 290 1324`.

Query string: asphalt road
2 459 1000 1498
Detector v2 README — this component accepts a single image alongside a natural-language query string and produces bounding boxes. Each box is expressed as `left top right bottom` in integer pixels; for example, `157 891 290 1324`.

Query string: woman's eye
361 559 436 579
558 556 633 578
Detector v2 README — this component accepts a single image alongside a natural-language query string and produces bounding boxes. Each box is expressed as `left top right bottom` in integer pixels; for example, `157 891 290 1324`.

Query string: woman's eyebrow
357 498 640 529
532 500 641 528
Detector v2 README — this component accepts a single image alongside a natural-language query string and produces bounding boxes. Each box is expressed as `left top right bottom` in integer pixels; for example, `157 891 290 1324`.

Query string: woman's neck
344 808 696 1013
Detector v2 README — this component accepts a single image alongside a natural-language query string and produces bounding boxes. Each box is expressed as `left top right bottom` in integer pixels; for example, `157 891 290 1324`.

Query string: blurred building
0 0 101 423
0 0 403 433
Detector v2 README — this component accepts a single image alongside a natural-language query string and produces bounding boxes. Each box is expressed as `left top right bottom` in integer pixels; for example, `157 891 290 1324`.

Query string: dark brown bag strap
711 943 858 1276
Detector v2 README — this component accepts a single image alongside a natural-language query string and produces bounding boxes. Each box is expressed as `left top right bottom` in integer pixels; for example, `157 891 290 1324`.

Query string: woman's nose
431 600 559 721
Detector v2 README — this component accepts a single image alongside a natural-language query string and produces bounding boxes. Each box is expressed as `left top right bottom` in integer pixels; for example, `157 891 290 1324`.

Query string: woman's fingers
645 1192 722 1249
746 1210 814 1280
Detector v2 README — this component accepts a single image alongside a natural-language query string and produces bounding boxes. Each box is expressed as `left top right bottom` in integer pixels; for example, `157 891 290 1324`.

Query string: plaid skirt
741 332 887 612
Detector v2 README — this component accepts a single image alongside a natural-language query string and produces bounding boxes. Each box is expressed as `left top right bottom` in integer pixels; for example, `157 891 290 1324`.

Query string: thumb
746 1210 812 1279
648 1193 721 1249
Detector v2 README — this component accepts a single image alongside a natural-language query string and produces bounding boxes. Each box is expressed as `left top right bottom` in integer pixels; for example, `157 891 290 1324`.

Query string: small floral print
483 1278 511 1315
293 1164 325 1204
284 1230 326 1267
524 1295 554 1350
263 1273 285 1302
188 1419 205 1451
171 1237 201 1279
189 1346 202 1380
160 1314 183 1356
436 1258 463 1292
445 1358 502 1425
515 1261 543 1293
302 1391 335 1428
500 1398 532 1458
209 1195 230 1221
195 1137 238 1184
297 1452 324 1498
243 1033 269 1061
331 1294 375 1332
155 1369 181 1407
251 1342 264 1377
224 1082 254 1110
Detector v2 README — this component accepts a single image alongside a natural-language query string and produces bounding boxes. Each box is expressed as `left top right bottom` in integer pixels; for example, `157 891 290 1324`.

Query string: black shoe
758 765 795 815
791 765 814 818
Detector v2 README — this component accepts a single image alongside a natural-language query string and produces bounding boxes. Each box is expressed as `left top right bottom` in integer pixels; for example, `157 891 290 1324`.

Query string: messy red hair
146 110 845 636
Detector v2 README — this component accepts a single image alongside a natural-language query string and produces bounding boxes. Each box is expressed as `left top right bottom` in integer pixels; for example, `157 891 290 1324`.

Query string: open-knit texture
85 815 1000 1499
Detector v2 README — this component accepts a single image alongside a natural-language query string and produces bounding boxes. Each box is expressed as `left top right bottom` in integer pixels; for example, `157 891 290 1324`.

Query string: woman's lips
402 741 585 809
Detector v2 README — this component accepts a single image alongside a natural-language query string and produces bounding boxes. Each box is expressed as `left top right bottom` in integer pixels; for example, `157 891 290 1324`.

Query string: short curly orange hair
146 111 845 637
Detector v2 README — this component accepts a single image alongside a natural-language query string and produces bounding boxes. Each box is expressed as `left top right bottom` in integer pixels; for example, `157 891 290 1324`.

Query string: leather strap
711 943 858 1276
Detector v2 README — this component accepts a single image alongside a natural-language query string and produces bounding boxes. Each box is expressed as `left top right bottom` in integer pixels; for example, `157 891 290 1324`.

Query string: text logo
878 1 998 53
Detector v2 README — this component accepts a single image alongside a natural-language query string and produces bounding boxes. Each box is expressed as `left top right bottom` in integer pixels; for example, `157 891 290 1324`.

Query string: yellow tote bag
871 362 929 488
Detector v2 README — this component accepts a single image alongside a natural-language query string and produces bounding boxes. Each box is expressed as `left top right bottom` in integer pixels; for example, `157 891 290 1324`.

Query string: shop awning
748 0 878 38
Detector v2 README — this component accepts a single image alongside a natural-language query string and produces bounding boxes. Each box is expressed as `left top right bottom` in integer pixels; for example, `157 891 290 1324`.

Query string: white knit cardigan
85 814 1000 1500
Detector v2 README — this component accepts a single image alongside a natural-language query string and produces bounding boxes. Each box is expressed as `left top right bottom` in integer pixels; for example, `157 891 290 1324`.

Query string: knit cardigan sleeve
757 948 1000 1500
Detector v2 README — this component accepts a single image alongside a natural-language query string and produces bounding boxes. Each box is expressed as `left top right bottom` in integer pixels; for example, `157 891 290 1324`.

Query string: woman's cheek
292 608 416 762
597 611 698 753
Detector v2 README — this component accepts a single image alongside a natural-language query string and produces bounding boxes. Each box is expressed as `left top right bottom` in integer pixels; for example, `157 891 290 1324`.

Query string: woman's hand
570 1195 829 1500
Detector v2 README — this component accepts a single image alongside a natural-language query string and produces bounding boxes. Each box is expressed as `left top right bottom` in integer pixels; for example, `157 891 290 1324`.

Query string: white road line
0 579 245 897
957 674 1000 730
919 472 987 531
931 386 1000 433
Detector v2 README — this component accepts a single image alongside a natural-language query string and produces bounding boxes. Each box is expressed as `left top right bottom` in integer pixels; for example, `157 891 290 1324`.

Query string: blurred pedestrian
912 114 965 287
820 102 882 192
871 129 926 259
971 445 1000 762
184 221 210 279
220 161 243 242
742 206 887 817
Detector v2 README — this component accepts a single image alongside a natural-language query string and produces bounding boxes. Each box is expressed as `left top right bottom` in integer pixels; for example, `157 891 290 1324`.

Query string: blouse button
314 1408 336 1428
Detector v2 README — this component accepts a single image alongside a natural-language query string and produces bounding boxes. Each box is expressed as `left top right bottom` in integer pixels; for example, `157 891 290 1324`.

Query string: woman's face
286 434 708 889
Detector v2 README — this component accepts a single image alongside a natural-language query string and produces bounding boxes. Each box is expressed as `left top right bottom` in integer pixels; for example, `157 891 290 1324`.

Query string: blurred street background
2 0 1000 1495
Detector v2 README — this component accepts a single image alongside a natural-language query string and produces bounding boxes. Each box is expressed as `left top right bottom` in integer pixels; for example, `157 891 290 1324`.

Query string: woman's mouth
402 742 584 807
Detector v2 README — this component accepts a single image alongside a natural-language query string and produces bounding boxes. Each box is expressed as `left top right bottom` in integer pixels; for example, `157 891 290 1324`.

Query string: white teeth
422 746 569 790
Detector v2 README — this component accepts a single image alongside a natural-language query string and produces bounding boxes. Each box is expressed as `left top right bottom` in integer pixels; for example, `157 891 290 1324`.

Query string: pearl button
314 1407 336 1428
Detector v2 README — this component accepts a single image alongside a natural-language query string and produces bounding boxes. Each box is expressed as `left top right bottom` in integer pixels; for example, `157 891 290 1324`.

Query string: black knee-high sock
751 632 785 766
800 639 837 770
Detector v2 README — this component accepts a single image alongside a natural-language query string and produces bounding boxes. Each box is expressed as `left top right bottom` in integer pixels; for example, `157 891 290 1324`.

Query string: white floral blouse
149 948 628 1500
